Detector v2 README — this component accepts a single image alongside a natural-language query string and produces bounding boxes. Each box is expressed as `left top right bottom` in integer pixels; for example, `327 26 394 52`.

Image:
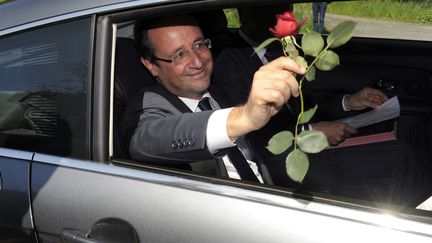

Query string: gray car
1 0 432 242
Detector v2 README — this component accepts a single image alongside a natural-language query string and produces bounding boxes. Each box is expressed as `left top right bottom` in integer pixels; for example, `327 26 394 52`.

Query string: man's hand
311 121 357 145
227 57 306 140
344 87 388 111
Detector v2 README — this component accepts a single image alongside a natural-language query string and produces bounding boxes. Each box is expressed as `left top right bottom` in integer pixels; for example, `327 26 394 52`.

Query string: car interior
111 4 432 212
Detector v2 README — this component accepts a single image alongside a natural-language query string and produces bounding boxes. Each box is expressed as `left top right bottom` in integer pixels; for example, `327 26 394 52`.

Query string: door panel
31 154 432 243
0 148 37 242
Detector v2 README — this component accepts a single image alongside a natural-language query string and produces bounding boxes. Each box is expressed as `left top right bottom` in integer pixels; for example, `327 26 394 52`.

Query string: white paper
416 195 432 211
337 96 400 128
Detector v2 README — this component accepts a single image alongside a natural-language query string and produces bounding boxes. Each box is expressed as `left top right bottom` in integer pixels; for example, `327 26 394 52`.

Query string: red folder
330 130 396 149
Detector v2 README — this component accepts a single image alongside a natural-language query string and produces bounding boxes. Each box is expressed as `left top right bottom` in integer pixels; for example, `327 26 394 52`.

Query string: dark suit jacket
123 82 271 179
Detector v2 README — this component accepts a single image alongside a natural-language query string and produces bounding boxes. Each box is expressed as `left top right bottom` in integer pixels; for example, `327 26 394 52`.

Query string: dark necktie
198 97 260 182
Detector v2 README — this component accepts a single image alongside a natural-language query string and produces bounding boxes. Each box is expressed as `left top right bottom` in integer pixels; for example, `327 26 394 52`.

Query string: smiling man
123 14 305 182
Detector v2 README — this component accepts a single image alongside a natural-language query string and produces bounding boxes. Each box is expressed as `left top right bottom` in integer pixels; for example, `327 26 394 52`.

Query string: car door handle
61 218 139 243
61 229 100 243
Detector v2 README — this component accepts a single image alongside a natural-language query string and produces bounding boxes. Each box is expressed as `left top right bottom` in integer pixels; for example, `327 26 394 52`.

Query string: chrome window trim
32 152 432 238
0 147 34 161
109 24 118 157
0 0 170 37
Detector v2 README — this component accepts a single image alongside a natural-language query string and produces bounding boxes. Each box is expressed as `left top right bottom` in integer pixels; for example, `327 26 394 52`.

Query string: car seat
113 37 156 159
194 9 237 59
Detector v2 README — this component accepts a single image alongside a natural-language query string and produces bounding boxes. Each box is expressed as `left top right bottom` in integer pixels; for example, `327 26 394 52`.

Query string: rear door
0 15 93 242
0 149 36 242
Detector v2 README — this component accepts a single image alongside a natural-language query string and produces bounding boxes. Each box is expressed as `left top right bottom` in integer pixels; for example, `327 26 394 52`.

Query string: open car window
110 2 432 218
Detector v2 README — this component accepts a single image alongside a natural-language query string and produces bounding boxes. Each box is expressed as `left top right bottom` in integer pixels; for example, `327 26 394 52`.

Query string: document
416 196 432 211
330 96 400 148
337 96 400 129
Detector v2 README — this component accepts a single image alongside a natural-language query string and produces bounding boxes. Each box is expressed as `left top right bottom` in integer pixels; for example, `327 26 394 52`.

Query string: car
0 0 432 242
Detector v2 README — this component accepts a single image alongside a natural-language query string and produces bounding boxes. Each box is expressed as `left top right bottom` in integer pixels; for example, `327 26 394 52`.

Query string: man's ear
141 57 158 77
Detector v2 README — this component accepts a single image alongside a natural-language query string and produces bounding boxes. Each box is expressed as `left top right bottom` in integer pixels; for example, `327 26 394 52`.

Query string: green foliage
327 21 356 48
266 131 294 155
265 20 355 183
253 37 280 56
296 130 329 154
224 8 240 28
294 1 432 26
305 65 316 81
286 149 309 183
302 30 324 57
315 50 339 71
298 105 317 124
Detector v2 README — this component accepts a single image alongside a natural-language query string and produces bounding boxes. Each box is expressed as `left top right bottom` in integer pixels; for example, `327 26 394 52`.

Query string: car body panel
0 148 36 242
31 154 432 242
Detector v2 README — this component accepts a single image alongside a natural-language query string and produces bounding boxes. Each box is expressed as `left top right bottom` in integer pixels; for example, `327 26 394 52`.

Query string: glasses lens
171 39 211 65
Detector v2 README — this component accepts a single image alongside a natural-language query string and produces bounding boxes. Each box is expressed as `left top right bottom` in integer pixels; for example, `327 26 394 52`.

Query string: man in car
123 14 431 207
123 14 304 183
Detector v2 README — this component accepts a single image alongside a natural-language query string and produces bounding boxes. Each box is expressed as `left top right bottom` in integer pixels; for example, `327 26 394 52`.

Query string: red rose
269 11 307 38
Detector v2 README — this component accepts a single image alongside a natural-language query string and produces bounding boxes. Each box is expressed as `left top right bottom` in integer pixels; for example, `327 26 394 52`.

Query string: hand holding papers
338 96 400 129
331 96 400 148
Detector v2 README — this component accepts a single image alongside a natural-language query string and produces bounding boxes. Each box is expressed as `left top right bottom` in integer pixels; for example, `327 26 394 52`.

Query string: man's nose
188 49 204 68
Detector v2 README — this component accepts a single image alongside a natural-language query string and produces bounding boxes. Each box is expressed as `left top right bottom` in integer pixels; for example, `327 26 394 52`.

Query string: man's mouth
187 64 208 78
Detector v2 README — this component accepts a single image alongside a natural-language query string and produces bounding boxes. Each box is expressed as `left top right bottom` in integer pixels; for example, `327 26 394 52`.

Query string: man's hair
134 20 154 62
133 15 200 63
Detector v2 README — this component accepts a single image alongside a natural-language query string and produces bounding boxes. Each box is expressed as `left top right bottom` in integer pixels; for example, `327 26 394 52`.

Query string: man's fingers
266 56 307 74
343 124 357 134
263 57 305 97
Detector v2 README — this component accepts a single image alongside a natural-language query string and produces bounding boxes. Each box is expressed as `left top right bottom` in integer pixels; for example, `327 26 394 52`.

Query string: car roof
0 0 337 34
0 0 171 32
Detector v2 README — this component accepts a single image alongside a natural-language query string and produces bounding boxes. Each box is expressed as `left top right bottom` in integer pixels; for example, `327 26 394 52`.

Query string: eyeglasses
152 39 212 65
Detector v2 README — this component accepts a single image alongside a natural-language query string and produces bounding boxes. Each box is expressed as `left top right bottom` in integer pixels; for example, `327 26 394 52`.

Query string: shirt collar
179 92 212 112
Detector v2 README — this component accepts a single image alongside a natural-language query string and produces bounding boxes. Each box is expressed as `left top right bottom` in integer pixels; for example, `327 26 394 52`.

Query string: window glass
294 2 432 41
0 18 91 159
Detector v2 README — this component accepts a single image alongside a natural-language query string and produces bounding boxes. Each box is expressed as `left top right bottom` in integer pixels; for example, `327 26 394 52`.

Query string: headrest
115 37 155 107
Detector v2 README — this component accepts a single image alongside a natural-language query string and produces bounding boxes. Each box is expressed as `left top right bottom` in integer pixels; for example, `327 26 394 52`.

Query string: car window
0 18 92 159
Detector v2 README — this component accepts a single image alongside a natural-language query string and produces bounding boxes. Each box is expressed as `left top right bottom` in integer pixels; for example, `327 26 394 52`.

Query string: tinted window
0 18 92 159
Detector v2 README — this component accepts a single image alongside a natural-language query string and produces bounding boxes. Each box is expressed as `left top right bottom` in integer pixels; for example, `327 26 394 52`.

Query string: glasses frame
152 38 212 65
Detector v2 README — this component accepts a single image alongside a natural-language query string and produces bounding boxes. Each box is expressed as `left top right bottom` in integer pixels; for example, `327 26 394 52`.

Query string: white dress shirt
179 93 263 183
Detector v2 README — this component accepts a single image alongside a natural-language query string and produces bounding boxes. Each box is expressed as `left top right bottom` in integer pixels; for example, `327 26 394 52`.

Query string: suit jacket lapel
148 83 193 113
146 83 229 178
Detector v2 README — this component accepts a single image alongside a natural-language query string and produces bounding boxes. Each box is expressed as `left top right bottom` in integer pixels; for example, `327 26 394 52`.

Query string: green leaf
301 30 324 57
266 131 294 155
252 37 281 57
327 21 356 48
294 56 308 70
296 130 329 153
315 50 339 71
305 65 316 81
286 149 309 183
282 37 299 58
298 105 317 124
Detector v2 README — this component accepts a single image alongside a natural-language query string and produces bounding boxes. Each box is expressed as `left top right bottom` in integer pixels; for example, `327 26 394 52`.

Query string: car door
0 149 36 242
0 15 93 242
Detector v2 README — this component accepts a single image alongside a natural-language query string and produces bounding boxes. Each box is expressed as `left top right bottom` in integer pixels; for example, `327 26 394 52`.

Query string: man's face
142 23 213 100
